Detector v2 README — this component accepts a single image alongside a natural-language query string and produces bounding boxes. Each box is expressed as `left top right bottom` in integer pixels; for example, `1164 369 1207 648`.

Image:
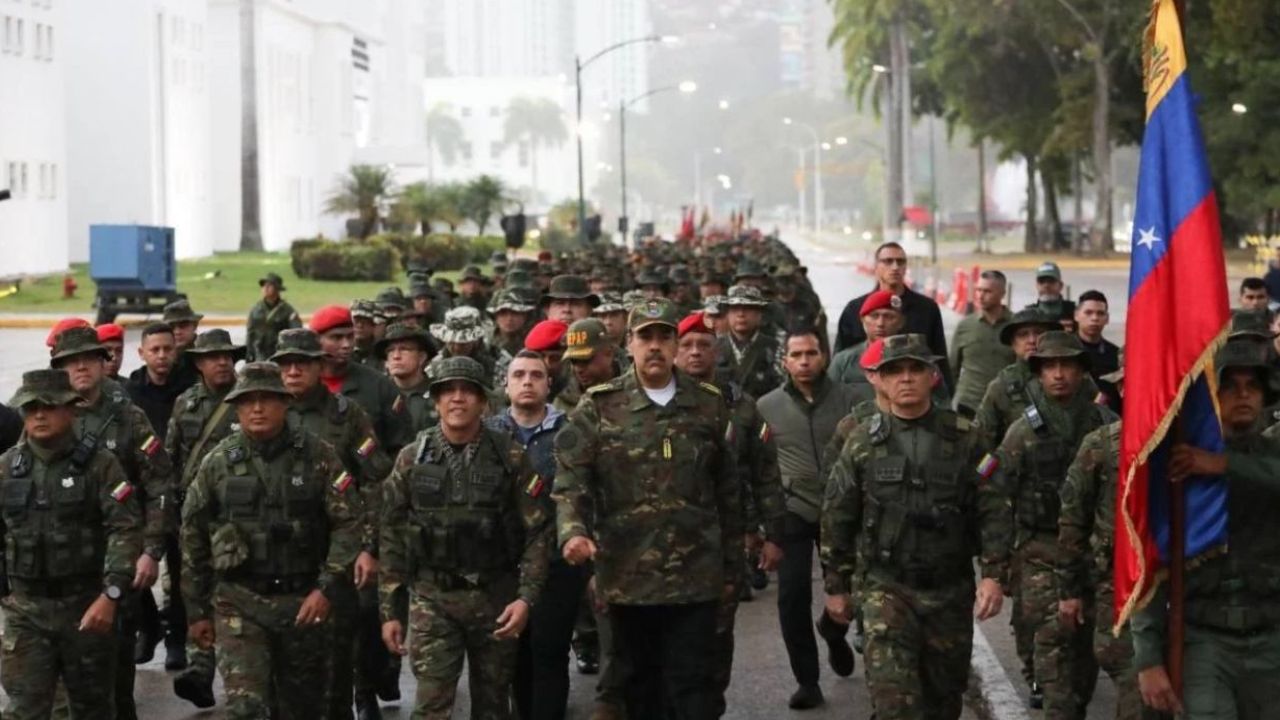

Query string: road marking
971 621 1031 720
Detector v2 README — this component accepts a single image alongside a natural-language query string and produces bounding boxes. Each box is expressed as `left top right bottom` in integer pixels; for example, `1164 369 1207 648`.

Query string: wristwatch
103 585 123 602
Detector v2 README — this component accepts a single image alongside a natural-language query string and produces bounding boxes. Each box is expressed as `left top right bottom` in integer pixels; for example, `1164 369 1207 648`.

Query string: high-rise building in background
777 0 844 100
0 0 69 275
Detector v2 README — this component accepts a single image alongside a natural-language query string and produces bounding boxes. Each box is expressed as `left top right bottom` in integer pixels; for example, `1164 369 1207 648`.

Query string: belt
1185 603 1278 636
10 577 100 598
222 575 317 596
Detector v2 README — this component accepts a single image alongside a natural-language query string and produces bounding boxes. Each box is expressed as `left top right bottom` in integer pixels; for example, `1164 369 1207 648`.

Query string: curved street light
616 81 697 239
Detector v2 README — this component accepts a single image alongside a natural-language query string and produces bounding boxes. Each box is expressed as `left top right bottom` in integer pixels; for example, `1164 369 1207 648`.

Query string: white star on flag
1137 226 1162 251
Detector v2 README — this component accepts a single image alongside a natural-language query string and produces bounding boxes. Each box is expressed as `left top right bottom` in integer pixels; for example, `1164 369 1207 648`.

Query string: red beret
309 305 353 334
46 317 91 348
96 323 125 343
678 312 715 338
524 320 568 352
859 290 903 318
860 338 885 371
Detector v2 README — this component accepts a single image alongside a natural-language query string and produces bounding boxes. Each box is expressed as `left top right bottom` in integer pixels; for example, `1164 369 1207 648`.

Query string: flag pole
1168 0 1188 699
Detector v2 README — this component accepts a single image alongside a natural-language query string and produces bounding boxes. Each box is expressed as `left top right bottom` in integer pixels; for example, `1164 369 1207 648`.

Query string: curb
969 622 1031 720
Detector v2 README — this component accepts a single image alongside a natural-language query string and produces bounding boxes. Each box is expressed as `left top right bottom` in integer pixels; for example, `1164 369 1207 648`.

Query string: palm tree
395 181 466 235
502 97 568 204
426 104 465 182
460 175 508 236
324 165 397 239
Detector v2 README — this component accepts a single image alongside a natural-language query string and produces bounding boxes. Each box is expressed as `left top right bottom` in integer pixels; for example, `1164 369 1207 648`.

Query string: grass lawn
0 252 480 316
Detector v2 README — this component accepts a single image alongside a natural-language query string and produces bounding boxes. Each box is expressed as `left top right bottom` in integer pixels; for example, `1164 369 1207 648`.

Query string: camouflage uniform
430 306 513 390
992 333 1116 720
0 369 145 720
379 357 551 720
821 335 1010 720
181 364 364 720
245 274 302 362
716 286 785 401
337 359 416 455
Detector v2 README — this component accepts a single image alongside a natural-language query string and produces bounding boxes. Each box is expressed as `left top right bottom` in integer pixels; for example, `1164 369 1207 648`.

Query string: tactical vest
293 394 350 471
859 411 974 590
405 430 519 578
215 429 327 580
1 446 105 581
1017 402 1112 538
79 391 134 476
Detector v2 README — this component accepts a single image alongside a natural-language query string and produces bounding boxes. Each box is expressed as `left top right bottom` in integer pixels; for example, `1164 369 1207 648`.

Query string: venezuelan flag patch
392 394 406 413
759 422 771 443
140 435 161 457
525 474 545 498
110 481 134 503
332 471 354 494
356 437 377 458
976 453 999 480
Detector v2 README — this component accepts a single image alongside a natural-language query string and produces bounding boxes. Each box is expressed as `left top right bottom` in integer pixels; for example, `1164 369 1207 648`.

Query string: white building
420 76 576 210
0 0 69 276
778 0 845 100
207 0 426 251
63 0 214 262
429 0 574 79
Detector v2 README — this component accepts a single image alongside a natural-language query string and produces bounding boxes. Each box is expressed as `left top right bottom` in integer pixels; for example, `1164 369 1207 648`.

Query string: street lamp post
784 117 822 236
575 35 677 243
617 81 696 242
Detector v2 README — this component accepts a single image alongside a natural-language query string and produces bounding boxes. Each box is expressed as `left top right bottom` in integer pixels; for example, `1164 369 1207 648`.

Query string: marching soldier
379 357 552 719
162 299 205 393
351 301 383 371
379 323 436 433
181 362 363 720
821 334 1009 719
716 285 785 401
0 369 144 720
272 329 391 720
992 332 1116 719
490 289 536 358
246 271 302 362
429 306 512 390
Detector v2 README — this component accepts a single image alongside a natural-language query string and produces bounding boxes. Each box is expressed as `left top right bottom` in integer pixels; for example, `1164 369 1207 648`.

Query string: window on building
32 22 41 60
5 163 16 195
49 163 56 198
2 17 10 55
460 106 471 118
38 163 46 198
14 18 22 56
19 162 28 197
489 106 500 118
490 141 503 160
43 24 51 60
460 142 473 164
518 141 529 168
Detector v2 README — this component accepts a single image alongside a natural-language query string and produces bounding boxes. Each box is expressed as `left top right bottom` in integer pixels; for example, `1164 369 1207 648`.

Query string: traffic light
500 213 526 249
585 214 602 241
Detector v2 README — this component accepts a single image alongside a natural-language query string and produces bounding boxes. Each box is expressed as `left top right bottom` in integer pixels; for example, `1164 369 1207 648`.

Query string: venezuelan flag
1113 0 1231 631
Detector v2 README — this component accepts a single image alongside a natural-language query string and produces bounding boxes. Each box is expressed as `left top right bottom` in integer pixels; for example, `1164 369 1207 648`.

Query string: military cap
310 305 353 334
375 322 433 357
432 278 457 298
186 329 248 359
668 266 694 285
563 318 613 361
869 333 940 371
258 272 287 291
1027 331 1086 373
998 307 1060 345
1229 309 1274 341
1035 261 1063 281
542 274 600 307
405 260 434 279
488 289 535 315
1100 348 1124 384
408 281 437 300
722 284 770 308
860 289 903 317
677 311 716 338
703 295 727 316
427 355 491 393
593 292 627 315
96 323 124 343
635 270 670 290
733 258 767 280
270 329 326 362
628 298 681 332
1214 340 1277 403
9 369 82 408
429 306 491 344
224 362 292 403
510 258 539 274
505 269 536 290
698 272 729 289
49 326 111 364
46 317 91 349
163 299 204 324
375 287 407 313
459 266 487 283
350 299 380 320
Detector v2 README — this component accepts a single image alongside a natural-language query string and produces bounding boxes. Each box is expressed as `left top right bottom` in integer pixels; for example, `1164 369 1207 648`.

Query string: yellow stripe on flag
1143 0 1188 120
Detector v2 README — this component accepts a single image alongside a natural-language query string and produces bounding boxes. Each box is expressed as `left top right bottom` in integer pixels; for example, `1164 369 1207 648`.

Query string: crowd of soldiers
0 232 1274 720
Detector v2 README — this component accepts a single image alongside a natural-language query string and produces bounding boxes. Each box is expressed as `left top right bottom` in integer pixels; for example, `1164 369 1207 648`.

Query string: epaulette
586 380 623 395
698 381 722 396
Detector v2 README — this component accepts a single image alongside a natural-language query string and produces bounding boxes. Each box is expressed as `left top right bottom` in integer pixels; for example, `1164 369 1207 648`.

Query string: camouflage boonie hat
427 355 491 393
628 298 681 332
186 329 247 359
593 292 627 315
350 299 380 321
409 281 437 300
488 289 535 315
703 295 727 316
258 272 287 291
635 270 670 289
432 278 457 298
543 274 599 306
375 322 433 357
1030 331 1086 360
564 319 613 361
998 307 1060 345
224 362 292 403
163 299 204 324
430 306 491 344
869 334 940 371
270 329 326 362
505 269 536 290
1100 349 1124 384
622 290 647 311
49 326 111 364
1229 309 1274 341
9 369 82 408
722 284 770 308
459 266 487 283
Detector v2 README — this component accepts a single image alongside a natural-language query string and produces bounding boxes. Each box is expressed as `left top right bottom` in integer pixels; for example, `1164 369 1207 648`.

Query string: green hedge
384 233 510 271
289 237 400 281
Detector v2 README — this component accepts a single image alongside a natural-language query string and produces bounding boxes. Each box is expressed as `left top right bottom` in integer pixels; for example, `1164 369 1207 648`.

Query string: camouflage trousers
0 591 117 720
213 582 330 720
1009 552 1035 683
1091 592 1162 720
858 581 973 720
1018 552 1097 720
407 578 519 720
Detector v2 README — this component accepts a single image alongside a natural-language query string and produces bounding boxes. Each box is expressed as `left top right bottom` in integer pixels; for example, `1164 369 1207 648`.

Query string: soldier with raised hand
165 328 246 702
0 369 144 720
272 329 391 720
991 331 1117 719
379 323 436 433
379 356 552 720
716 284 785 401
181 362 363 720
554 298 743 720
246 272 301 362
821 334 1009 719
50 326 175 720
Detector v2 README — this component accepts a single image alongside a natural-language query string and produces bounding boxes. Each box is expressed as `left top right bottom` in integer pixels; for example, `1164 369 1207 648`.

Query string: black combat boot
788 684 825 710
816 614 855 677
355 690 383 720
173 672 216 709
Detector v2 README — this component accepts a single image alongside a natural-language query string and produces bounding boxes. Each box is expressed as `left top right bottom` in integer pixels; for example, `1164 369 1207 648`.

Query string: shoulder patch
139 434 161 457
524 473 546 498
110 480 134 503
977 453 999 480
555 425 583 453
331 471 354 494
698 381 722 396
356 437 378 458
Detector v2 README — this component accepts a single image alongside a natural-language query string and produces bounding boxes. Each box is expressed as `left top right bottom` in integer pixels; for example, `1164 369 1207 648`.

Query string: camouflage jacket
820 399 883 477
245 298 301 362
180 425 362 622
974 361 1040 452
337 361 415 454
553 369 744 605
165 381 238 492
821 407 1009 595
716 332 785 401
289 385 392 555
722 380 787 543
393 377 435 434
0 436 143 593
1056 420 1120 601
77 385 174 559
378 425 551 620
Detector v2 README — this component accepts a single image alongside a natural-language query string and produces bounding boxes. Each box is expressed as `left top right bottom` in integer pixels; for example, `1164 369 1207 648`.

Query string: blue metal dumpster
89 225 184 323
